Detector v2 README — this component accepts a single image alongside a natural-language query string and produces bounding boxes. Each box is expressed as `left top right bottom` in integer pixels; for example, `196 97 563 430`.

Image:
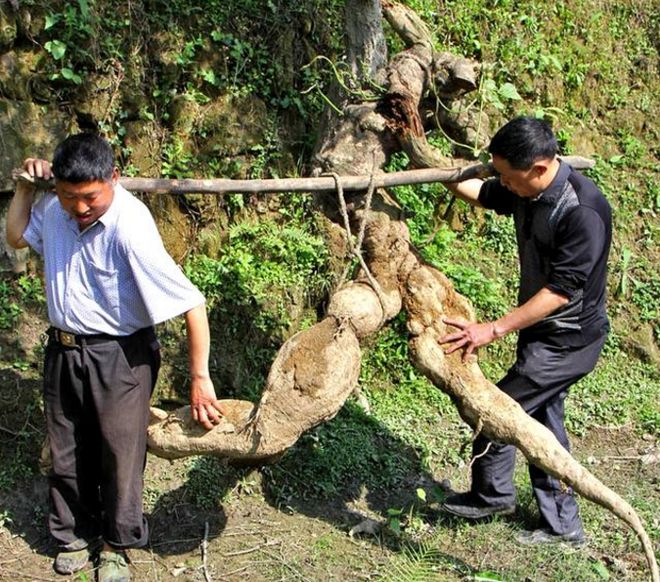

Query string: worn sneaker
440 492 516 520
516 527 587 547
53 547 89 575
98 550 130 582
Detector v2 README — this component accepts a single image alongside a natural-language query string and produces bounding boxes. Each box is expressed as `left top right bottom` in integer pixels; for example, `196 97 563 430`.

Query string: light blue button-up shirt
23 184 205 335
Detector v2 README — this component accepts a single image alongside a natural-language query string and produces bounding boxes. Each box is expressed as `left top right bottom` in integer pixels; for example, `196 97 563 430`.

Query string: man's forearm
185 302 225 428
184 302 211 380
492 287 570 338
444 178 485 208
6 183 34 249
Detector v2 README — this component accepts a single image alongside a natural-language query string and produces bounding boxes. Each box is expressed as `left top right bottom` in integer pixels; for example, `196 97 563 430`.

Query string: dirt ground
0 450 416 582
0 467 389 581
0 420 657 582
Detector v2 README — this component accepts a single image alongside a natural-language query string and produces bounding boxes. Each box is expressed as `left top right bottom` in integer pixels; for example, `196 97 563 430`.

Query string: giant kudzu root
149 205 658 581
149 317 362 462
402 258 659 582
148 0 658 576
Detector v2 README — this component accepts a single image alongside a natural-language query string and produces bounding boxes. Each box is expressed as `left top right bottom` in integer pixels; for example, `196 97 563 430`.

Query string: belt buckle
59 331 77 347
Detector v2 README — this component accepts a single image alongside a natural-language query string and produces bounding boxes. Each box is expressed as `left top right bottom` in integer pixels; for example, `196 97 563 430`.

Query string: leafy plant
566 353 660 435
42 1 96 85
630 278 660 340
161 136 195 179
385 541 470 581
0 509 13 528
186 219 329 336
480 78 522 112
183 457 233 509
0 280 22 330
386 506 403 536
615 246 634 298
0 274 42 331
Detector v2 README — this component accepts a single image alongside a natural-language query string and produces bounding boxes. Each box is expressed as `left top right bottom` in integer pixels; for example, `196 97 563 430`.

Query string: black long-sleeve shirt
478 160 612 347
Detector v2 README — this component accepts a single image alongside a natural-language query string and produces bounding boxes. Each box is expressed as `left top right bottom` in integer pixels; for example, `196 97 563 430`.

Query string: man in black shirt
439 116 611 546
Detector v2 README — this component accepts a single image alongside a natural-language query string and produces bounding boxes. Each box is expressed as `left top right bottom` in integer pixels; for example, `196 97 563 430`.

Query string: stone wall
0 3 275 271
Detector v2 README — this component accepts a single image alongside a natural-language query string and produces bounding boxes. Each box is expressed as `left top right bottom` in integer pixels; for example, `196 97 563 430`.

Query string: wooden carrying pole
13 156 595 194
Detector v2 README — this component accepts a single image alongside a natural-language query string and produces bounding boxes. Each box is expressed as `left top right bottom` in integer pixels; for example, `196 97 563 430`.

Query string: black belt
48 327 152 347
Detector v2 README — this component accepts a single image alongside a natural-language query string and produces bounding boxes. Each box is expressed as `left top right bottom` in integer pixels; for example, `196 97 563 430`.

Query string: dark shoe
516 527 587 547
54 547 89 575
98 550 130 582
440 492 516 520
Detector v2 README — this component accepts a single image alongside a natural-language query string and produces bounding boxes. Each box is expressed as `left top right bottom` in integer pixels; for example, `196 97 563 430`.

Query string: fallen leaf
640 452 659 465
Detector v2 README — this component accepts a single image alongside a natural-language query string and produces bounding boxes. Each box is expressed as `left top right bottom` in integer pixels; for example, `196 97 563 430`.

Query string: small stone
349 518 381 538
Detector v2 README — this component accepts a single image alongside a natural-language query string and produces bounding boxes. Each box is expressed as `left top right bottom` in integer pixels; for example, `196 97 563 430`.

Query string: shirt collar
534 159 570 205
97 183 123 227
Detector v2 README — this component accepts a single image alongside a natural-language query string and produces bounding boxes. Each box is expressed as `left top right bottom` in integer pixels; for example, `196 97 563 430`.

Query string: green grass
186 218 329 337
0 274 45 331
567 351 660 436
378 432 659 582
263 402 419 501
167 215 332 402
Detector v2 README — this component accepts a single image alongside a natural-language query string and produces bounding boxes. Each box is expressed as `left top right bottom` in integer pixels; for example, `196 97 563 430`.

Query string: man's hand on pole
438 318 500 362
7 158 53 249
22 158 53 182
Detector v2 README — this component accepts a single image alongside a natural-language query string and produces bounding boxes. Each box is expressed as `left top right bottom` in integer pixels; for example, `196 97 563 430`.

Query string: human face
55 170 117 230
491 155 550 199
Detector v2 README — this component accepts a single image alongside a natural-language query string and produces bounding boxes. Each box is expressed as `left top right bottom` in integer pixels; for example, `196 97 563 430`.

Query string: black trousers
43 327 160 550
470 334 606 535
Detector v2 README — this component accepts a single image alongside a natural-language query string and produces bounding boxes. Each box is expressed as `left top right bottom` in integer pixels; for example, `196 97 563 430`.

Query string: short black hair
488 116 558 170
52 133 115 183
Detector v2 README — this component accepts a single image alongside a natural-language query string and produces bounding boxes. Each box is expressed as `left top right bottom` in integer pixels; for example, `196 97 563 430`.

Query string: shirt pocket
87 261 120 315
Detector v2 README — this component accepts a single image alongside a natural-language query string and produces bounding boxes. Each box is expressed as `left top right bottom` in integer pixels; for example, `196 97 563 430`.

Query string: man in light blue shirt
7 133 225 582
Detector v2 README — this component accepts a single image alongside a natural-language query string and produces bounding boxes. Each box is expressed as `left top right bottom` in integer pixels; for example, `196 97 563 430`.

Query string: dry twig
201 521 212 582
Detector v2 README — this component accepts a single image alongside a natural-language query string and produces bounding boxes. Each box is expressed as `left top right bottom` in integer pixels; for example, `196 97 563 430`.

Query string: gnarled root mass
149 317 361 462
403 255 659 582
148 207 658 580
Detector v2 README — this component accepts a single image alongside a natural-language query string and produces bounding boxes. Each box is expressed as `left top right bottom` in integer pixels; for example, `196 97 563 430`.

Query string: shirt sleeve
21 192 55 256
119 210 205 325
546 206 606 298
478 179 516 215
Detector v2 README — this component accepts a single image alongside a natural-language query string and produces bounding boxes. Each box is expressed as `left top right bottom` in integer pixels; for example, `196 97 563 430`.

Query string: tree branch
11 156 594 195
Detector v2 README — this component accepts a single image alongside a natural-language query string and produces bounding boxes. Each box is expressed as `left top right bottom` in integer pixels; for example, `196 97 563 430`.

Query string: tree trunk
345 0 388 83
